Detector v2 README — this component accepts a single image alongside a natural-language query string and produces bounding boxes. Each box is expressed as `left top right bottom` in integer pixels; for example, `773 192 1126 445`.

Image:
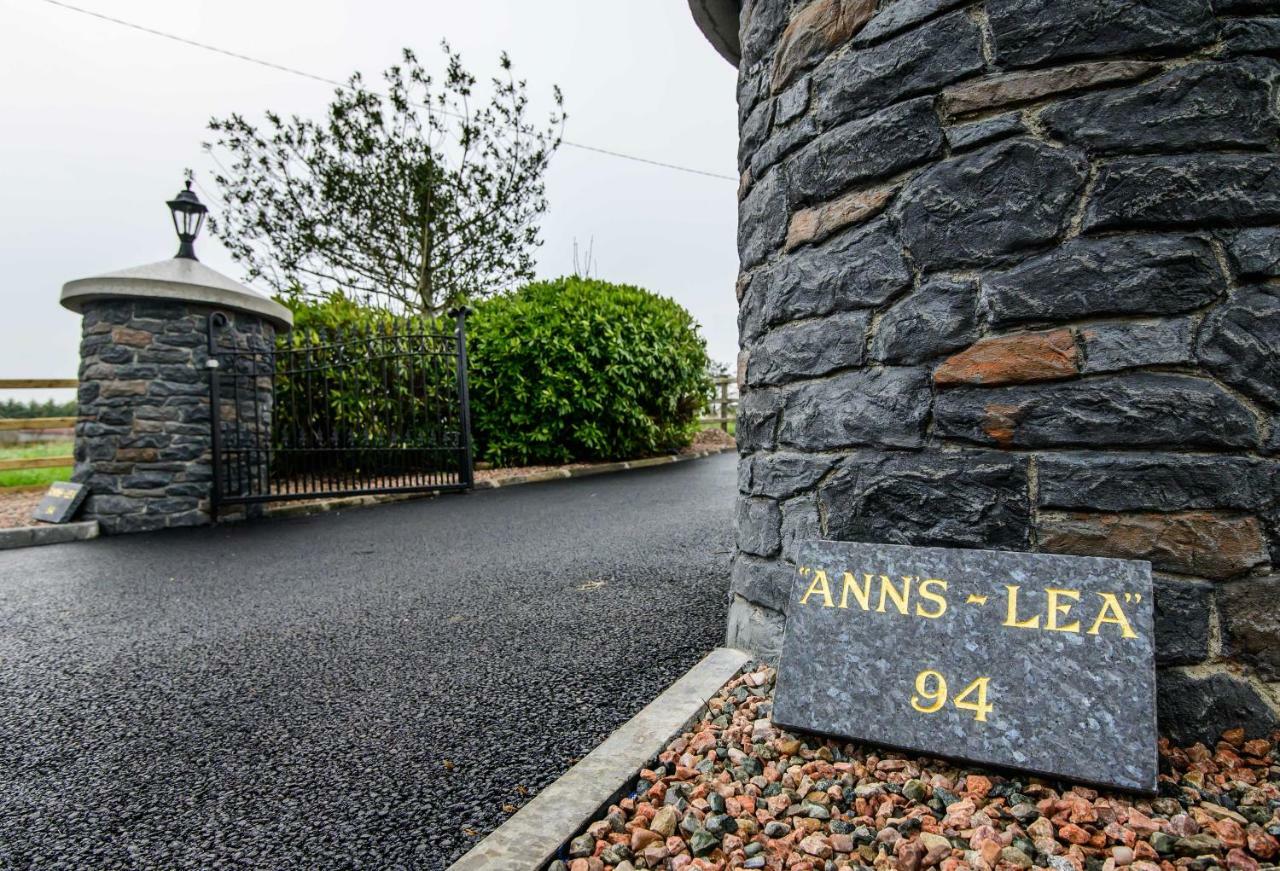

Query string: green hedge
468 277 710 465
277 278 710 467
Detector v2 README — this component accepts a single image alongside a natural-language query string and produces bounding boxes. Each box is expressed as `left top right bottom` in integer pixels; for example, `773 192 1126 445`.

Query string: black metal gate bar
208 309 473 514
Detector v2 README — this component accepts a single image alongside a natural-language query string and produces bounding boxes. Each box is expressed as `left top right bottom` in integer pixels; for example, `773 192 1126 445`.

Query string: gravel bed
560 666 1279 871
0 489 44 529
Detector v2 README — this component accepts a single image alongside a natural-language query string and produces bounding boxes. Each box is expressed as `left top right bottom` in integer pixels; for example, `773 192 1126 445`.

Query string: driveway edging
448 646 753 871
0 520 100 551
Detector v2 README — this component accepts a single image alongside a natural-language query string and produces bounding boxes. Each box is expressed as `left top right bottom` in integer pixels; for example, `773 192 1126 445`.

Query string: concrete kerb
449 646 754 871
0 520 100 551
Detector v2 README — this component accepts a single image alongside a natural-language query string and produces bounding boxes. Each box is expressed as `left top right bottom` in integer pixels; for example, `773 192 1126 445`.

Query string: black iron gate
207 308 473 516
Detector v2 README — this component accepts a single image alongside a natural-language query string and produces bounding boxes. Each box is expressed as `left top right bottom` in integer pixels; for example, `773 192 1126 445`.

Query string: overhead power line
36 0 738 182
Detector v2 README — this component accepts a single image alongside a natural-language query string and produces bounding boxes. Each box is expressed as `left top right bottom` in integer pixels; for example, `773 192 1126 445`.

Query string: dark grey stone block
748 310 870 387
77 423 130 439
1041 61 1278 154
986 0 1216 68
97 345 134 364
982 235 1224 327
86 495 145 516
103 513 168 535
775 76 810 125
737 496 782 558
136 346 195 365
1152 576 1212 666
164 482 210 498
755 218 912 334
147 380 205 398
945 113 1026 152
1213 0 1280 11
852 0 970 46
740 0 792 69
1157 670 1278 747
738 66 769 128
736 387 783 453
870 276 978 364
739 168 788 270
155 330 206 349
787 97 943 206
896 139 1088 270
780 493 821 562
740 98 774 171
820 450 1031 550
934 374 1261 450
778 367 931 450
738 273 768 345
726 594 786 662
1083 154 1280 232
1196 284 1280 408
97 409 133 426
143 497 199 515
1222 17 1280 57
731 555 796 613
775 540 1157 792
745 452 841 500
750 116 818 179
122 472 174 491
1227 227 1280 278
814 11 984 128
1036 452 1276 512
1220 574 1280 679
1080 318 1196 374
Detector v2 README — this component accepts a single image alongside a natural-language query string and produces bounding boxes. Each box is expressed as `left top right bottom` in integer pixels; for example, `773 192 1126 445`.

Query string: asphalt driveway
0 453 736 869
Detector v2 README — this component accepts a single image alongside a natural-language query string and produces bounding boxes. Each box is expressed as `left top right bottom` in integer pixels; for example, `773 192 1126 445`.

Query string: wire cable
35 0 738 182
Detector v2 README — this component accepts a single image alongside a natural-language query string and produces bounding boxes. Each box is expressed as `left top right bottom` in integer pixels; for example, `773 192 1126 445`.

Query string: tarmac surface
0 453 736 869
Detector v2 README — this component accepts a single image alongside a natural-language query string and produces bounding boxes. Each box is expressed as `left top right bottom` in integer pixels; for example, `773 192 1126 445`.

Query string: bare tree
205 43 564 315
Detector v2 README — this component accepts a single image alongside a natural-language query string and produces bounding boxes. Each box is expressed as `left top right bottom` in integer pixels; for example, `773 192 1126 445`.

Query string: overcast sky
0 0 740 403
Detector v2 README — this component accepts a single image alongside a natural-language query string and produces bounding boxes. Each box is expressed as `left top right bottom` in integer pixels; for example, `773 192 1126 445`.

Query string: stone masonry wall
74 300 274 534
730 0 1280 745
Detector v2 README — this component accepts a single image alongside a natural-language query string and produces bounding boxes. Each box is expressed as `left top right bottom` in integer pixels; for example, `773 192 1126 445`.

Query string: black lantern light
166 180 208 260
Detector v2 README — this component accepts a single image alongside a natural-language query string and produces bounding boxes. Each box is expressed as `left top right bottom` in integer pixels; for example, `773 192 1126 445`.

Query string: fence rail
0 379 78 389
0 379 76 475
700 375 738 432
0 417 76 432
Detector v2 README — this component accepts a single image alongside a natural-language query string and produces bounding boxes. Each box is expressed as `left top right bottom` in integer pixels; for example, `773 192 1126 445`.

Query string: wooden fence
700 375 738 432
0 379 77 473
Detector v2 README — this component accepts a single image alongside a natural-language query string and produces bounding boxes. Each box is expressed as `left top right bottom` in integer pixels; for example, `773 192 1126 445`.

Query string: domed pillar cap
689 0 742 65
60 257 293 331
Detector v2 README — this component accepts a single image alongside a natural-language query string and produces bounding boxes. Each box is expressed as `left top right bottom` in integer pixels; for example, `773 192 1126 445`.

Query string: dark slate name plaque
773 540 1157 792
31 481 89 524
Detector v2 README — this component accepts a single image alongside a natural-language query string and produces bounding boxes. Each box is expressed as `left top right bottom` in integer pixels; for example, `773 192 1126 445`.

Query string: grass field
0 441 73 489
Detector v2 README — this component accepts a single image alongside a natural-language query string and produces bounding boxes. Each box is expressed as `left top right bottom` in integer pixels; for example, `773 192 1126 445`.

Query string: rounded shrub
468 276 710 466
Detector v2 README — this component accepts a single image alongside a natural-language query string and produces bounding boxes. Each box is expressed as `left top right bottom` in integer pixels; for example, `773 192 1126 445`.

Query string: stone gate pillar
60 257 292 534
691 0 1280 744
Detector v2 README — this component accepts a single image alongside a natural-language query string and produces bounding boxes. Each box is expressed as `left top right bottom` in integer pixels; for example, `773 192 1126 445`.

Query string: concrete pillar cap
60 257 294 331
688 0 742 66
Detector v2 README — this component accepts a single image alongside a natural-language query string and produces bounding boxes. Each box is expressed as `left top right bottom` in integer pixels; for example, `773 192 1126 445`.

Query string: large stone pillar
699 0 1280 744
61 258 292 533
